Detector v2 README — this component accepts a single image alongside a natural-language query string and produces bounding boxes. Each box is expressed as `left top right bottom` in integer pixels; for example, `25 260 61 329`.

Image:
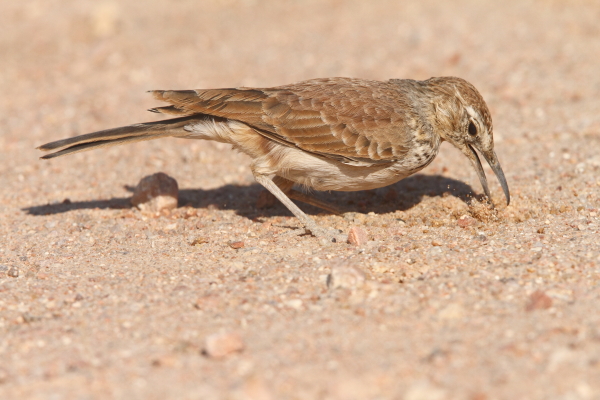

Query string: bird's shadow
23 174 480 218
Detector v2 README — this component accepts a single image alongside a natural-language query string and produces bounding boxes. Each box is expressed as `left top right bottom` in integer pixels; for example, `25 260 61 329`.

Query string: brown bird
38 77 510 241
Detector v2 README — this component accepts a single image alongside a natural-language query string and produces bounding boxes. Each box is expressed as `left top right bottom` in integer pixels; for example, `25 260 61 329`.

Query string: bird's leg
272 176 342 215
253 172 343 241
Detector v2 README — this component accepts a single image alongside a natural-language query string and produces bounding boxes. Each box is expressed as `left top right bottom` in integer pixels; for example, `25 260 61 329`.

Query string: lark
38 77 510 241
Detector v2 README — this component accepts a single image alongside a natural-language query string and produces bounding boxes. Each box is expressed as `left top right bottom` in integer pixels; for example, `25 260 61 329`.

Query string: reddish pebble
131 172 178 212
347 226 368 245
526 290 553 311
457 215 476 228
229 241 245 249
203 331 245 358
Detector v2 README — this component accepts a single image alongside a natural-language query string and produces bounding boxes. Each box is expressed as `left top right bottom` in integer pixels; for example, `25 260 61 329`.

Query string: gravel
1 1 599 399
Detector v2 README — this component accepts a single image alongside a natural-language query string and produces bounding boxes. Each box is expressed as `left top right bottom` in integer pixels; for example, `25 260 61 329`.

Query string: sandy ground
1 1 600 399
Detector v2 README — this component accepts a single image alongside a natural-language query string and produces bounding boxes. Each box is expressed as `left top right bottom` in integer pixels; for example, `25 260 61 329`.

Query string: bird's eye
468 121 477 136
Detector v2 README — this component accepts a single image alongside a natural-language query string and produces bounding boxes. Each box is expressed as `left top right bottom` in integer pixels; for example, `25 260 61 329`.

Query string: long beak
464 145 510 206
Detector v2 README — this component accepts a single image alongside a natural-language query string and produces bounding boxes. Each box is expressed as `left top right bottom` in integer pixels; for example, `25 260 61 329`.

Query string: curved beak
463 145 510 206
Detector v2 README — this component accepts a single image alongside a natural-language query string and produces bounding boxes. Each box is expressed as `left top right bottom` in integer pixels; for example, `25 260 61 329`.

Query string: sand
1 1 599 399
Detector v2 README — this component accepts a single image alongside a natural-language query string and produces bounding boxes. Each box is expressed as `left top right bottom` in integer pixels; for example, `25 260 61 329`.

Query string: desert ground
1 1 599 399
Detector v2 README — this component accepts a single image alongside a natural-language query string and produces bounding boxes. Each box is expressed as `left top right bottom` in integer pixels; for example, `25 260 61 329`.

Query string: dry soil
1 1 600 399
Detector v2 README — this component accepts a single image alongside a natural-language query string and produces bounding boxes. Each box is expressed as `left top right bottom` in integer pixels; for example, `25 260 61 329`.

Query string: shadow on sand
23 174 480 218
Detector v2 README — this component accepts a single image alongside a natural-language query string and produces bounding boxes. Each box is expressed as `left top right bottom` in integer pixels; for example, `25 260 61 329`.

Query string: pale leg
272 176 342 215
253 172 343 241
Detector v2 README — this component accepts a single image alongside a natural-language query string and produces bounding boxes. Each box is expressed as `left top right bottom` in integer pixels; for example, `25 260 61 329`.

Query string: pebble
131 172 178 212
457 215 476 228
284 299 303 310
347 226 368 245
191 237 209 246
203 331 244 358
526 290 553 311
327 263 366 290
7 266 19 278
228 240 245 249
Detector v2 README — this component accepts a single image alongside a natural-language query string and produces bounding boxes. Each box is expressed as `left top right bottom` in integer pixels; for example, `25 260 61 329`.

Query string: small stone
228 240 245 249
432 240 442 246
526 290 553 311
203 331 244 358
327 263 366 290
457 215 476 228
347 226 368 245
191 237 209 246
131 172 178 212
7 266 19 278
537 227 545 234
284 299 303 310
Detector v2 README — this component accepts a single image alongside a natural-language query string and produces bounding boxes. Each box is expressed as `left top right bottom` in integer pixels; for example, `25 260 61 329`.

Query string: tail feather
38 115 200 159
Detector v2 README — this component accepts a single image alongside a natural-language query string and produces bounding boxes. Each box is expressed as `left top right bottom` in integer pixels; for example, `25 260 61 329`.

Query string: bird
38 77 510 241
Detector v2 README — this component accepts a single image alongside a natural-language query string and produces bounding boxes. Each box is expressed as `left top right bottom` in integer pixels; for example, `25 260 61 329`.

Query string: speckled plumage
38 77 509 241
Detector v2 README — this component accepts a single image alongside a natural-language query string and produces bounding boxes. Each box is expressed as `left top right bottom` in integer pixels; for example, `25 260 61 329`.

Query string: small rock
191 237 209 246
7 266 19 278
228 241 245 249
457 215 476 228
327 263 366 290
347 226 368 245
284 299 303 310
131 172 178 212
526 290 553 311
203 331 244 358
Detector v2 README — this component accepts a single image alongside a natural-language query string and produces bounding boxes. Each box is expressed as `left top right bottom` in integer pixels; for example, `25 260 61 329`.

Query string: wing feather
150 78 416 165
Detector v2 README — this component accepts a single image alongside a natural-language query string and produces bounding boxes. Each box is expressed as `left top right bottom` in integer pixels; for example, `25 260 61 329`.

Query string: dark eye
468 121 477 136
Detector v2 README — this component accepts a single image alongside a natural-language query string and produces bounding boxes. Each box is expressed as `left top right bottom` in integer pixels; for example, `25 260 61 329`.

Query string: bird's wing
151 78 414 165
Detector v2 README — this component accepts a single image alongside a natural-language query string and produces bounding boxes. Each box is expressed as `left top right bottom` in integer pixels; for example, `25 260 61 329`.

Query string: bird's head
428 77 510 206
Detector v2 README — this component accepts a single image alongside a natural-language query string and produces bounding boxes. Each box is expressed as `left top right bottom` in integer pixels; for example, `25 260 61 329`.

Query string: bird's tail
37 115 200 159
